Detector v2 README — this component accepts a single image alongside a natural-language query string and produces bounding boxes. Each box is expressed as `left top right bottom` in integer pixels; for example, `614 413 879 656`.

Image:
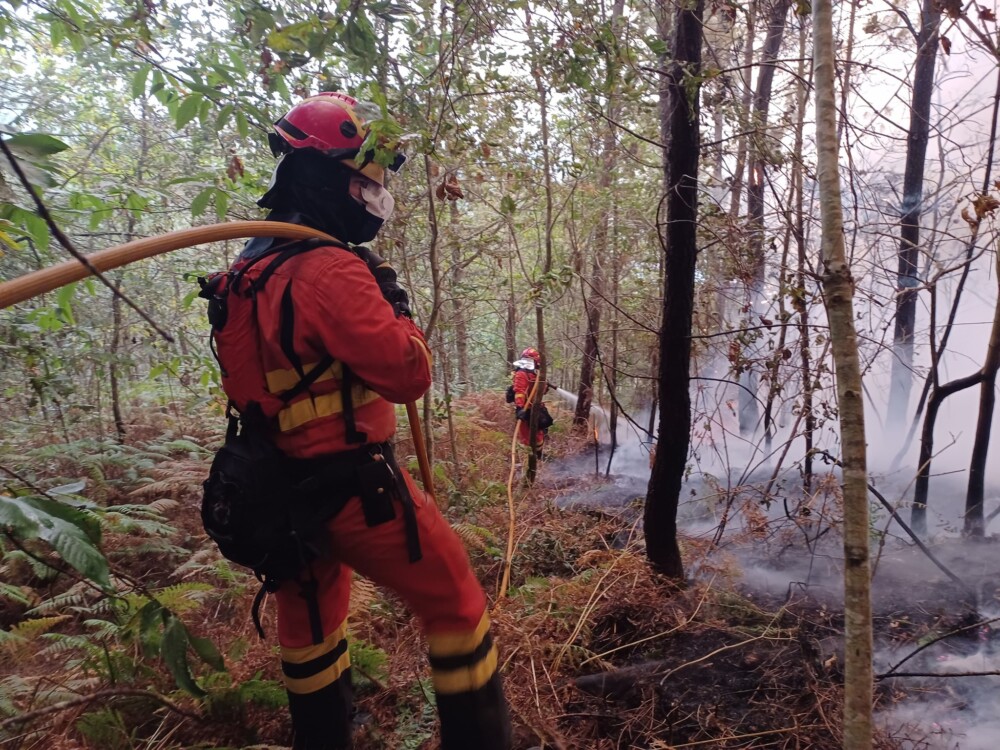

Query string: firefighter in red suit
512 347 552 456
225 93 511 750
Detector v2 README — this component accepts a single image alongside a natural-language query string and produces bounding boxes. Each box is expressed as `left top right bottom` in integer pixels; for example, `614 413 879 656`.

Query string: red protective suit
223 234 509 750
512 368 546 448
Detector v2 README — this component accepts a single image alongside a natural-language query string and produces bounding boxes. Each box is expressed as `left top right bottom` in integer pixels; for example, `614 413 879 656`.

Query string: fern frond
27 582 96 616
349 578 380 617
148 498 180 513
9 615 69 641
451 522 494 550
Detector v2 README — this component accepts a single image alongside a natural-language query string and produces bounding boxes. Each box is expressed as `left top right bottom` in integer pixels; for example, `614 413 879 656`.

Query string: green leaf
500 195 516 215
56 283 76 325
137 600 163 659
0 495 111 589
4 133 70 157
267 19 315 52
214 190 229 221
235 111 249 139
49 20 65 47
0 495 38 537
214 104 234 131
26 494 100 544
149 69 166 95
645 36 668 56
161 615 206 697
49 481 86 495
191 187 214 218
47 529 111 589
176 95 202 128
131 66 149 99
189 634 225 671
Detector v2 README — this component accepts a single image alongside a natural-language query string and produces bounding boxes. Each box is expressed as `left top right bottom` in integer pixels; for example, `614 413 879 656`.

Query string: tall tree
644 0 702 579
885 0 941 428
738 0 793 437
813 0 873 745
574 0 625 428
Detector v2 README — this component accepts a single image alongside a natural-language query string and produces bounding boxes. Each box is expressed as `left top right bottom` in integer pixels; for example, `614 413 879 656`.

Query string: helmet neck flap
258 149 384 245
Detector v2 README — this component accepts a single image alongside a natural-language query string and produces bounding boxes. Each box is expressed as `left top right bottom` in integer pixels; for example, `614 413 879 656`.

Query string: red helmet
521 347 541 365
269 92 405 186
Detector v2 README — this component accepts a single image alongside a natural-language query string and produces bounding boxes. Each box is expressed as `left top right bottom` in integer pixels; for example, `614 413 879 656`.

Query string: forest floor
1 393 998 749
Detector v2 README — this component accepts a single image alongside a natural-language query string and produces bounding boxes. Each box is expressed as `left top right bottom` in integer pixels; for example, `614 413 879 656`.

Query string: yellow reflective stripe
277 388 383 432
427 612 491 658
283 649 351 694
281 620 348 664
411 335 433 370
431 644 499 695
265 361 342 393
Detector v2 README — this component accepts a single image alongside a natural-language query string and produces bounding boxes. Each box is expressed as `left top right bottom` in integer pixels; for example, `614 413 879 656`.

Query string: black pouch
358 455 397 527
505 384 515 403
538 404 554 431
201 418 321 582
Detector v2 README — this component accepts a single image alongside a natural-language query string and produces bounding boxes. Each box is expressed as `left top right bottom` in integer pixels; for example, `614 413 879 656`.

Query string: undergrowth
0 397 912 750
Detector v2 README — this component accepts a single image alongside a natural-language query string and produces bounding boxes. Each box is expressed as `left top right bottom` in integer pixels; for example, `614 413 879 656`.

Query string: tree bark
644 0 701 579
524 4 555 484
886 0 941 429
739 0 792 437
813 0 873 745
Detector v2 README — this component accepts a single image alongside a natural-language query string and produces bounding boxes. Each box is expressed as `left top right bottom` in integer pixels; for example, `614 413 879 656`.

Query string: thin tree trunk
965 270 1000 535
793 22 814 492
739 0 792 437
886 0 941 429
449 200 470 392
574 0 625 427
814 0 873 744
524 4 555 483
505 253 516 368
109 281 126 442
644 0 700 579
728 3 757 218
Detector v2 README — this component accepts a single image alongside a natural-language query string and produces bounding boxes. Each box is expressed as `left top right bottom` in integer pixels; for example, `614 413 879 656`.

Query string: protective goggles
350 174 395 220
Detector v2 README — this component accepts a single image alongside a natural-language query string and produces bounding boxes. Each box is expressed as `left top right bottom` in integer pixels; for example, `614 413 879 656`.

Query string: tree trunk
813 0 873 745
886 0 940 429
449 199 470 393
793 22 814 492
739 0 792 437
644 0 700 579
574 246 602 426
505 253 517 368
109 280 126 442
524 4 555 484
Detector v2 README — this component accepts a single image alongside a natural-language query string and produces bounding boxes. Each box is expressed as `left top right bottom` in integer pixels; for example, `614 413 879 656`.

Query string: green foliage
0 491 111 589
350 638 389 687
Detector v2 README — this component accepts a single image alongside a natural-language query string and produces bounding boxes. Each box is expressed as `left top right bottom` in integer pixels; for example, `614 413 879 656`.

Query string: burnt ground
527 447 1000 750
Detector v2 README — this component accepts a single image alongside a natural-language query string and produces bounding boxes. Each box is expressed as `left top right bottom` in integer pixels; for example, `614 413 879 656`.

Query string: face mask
350 174 394 220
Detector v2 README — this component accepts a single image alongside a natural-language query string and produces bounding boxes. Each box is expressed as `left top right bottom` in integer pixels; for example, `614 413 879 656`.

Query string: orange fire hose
0 220 435 498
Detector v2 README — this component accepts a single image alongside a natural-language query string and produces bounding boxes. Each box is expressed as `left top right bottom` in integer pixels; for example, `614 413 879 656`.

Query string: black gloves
355 247 412 318
515 407 529 422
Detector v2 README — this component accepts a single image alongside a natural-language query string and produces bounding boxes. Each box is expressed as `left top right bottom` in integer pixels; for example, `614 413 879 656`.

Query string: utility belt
202 428 423 643
287 440 422 564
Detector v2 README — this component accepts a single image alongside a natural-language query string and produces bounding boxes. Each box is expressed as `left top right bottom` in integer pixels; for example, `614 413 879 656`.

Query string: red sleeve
513 370 532 408
302 251 432 404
